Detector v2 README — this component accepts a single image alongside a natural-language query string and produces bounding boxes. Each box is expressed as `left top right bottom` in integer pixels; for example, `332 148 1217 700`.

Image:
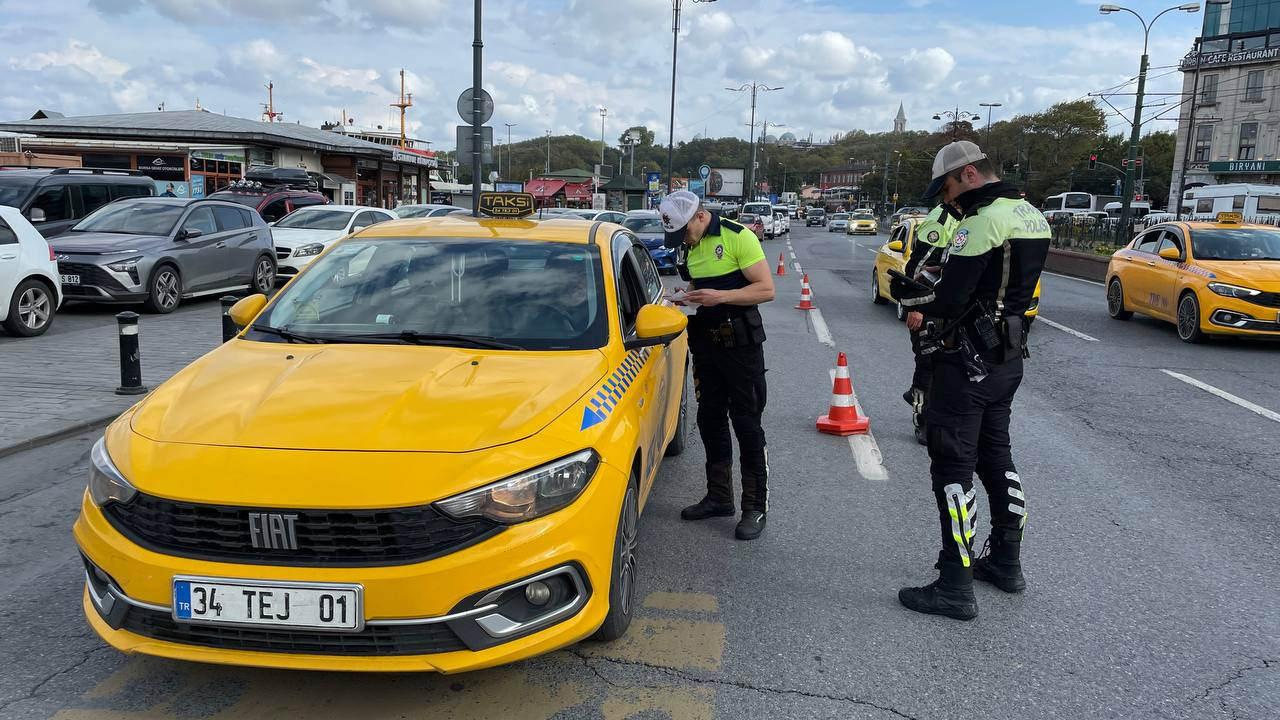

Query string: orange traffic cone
795 274 815 310
776 253 786 276
817 352 870 436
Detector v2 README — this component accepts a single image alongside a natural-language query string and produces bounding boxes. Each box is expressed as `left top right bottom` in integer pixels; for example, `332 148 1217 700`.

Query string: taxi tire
664 364 689 457
896 302 907 322
871 271 888 305
1107 278 1133 320
593 474 639 642
1176 292 1206 344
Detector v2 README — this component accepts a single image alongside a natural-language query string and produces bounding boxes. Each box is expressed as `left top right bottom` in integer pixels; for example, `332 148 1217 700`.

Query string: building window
1245 70 1265 102
1239 122 1258 161
1200 74 1219 104
1194 124 1214 162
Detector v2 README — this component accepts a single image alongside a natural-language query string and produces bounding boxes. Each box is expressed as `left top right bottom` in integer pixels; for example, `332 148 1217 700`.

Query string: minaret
894 102 907 133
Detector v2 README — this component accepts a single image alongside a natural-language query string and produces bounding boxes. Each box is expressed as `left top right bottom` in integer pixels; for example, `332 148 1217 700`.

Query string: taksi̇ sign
1208 160 1280 173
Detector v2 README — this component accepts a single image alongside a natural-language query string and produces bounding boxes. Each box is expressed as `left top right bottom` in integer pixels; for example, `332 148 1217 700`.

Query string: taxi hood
129 341 608 452
1195 260 1280 292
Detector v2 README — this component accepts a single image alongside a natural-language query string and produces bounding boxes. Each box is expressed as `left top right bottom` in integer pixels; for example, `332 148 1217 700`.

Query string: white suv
0 205 61 337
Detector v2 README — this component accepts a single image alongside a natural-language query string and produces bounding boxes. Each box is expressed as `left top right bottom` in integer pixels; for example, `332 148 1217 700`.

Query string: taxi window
627 242 663 303
1157 233 1183 256
1134 230 1162 254
615 253 647 335
255 238 607 351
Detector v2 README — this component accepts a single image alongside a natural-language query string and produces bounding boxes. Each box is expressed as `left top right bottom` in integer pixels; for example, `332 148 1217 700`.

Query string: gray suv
51 198 276 313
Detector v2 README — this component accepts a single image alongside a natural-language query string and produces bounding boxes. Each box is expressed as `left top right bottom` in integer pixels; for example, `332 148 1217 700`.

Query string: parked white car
393 203 466 219
0 205 61 337
270 205 396 282
772 206 791 235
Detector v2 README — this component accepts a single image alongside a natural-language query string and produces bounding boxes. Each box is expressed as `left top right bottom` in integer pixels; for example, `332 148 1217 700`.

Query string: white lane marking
810 308 834 347
1043 271 1105 287
789 251 797 260
792 261 803 273
1037 316 1099 342
828 368 889 481
1161 370 1280 424
864 248 878 254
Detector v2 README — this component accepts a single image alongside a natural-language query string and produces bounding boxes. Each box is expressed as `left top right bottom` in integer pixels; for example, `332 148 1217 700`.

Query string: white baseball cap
659 190 701 244
923 140 988 198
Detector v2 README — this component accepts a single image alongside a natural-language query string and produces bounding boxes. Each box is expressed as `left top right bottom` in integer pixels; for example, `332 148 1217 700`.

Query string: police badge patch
715 244 724 259
927 231 940 242
952 228 969 250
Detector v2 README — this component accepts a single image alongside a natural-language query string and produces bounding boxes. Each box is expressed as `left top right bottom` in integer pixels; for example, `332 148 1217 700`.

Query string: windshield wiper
329 331 524 350
249 324 326 344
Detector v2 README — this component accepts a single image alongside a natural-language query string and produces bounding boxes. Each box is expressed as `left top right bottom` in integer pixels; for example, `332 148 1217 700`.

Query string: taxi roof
353 214 605 245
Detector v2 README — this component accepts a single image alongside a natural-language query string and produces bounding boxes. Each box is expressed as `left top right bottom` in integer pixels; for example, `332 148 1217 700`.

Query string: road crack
0 645 111 714
567 649 919 719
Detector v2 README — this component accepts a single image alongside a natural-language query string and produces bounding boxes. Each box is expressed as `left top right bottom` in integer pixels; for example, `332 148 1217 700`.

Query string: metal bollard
220 295 240 342
114 311 148 396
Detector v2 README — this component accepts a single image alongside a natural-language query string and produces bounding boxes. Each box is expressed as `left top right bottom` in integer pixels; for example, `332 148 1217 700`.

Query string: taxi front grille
120 606 468 656
103 493 501 567
1247 291 1280 309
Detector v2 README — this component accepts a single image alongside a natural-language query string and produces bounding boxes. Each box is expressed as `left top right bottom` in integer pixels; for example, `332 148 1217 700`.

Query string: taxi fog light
1208 282 1262 299
525 581 552 606
87 437 137 507
293 243 325 258
435 450 600 524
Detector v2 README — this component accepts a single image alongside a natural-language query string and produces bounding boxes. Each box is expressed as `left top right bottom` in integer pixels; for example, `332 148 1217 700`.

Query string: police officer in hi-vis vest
891 141 1050 620
902 204 957 445
659 190 775 540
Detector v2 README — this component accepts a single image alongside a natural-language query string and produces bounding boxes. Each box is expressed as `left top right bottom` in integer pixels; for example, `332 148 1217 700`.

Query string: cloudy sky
2 0 1204 149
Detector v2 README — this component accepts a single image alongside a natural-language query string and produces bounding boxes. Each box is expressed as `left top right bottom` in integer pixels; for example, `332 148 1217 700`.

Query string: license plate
60 274 80 285
172 576 363 631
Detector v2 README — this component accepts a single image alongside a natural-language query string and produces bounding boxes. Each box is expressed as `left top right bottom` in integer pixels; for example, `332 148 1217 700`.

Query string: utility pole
504 122 517 181
727 82 782 200
470 0 482 216
262 82 283 123
545 129 551 175
665 0 720 193
598 107 607 194
391 69 413 149
979 102 1001 147
881 146 890 214
1175 40 1203 220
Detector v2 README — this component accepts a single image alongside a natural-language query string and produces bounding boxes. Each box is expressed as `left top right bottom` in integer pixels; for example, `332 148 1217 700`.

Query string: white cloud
11 40 129 80
890 48 956 91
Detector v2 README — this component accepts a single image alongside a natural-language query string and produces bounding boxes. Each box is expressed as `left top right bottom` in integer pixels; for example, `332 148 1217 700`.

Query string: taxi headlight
293 243 325 258
88 437 137 507
1207 282 1262 299
435 450 600 524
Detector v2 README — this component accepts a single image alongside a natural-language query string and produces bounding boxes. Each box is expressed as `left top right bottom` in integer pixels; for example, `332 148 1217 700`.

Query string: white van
1180 183 1280 219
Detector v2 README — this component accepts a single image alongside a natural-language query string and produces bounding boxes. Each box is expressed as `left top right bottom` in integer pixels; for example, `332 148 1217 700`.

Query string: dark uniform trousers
688 328 769 513
925 350 1027 566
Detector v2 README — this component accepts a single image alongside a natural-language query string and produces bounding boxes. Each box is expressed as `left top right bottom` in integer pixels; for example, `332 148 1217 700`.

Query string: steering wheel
522 303 577 334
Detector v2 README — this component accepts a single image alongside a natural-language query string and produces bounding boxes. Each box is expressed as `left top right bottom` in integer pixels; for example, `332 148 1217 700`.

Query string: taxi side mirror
228 293 268 328
626 304 687 351
887 240 904 252
1158 247 1182 261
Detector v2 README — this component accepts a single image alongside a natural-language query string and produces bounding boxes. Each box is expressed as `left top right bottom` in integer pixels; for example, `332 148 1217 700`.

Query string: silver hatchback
51 198 276 313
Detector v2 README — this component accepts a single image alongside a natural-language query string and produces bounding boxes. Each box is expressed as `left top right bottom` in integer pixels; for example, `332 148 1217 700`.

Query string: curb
0 409 123 460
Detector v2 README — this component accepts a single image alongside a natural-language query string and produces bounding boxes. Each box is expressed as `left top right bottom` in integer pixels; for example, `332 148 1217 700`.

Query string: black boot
973 529 1026 593
735 511 766 540
681 497 735 520
898 561 978 620
682 463 735 521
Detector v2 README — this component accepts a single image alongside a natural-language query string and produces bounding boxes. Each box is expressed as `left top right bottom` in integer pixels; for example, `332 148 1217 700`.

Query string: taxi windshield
853 213 875 220
253 238 607 350
1190 228 1280 261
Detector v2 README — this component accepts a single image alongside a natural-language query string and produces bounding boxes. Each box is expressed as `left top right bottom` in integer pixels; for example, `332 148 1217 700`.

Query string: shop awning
318 172 353 189
564 182 592 201
527 179 566 199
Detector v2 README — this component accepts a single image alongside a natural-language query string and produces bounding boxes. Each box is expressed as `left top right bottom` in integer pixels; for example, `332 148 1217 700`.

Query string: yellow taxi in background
1106 212 1280 342
846 212 878 236
871 217 1041 319
74 194 690 673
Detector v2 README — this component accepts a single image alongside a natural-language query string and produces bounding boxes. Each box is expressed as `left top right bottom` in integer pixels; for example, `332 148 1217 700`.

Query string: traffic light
1089 154 1097 170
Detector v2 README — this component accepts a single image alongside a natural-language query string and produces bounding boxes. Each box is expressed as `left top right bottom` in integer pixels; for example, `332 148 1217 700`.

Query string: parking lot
1 222 1276 719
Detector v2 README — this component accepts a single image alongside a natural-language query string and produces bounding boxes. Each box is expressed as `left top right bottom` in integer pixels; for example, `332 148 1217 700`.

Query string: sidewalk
0 303 225 457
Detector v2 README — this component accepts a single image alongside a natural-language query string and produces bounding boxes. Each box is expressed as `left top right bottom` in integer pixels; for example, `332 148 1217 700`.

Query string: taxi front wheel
593 474 639 641
1176 293 1205 344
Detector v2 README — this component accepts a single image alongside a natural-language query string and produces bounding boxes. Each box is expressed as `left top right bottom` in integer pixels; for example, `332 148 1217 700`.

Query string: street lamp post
598 106 607 193
667 0 719 194
545 129 551 175
893 150 902 203
978 102 1002 146
503 122 517 181
932 107 982 141
1100 2 1204 237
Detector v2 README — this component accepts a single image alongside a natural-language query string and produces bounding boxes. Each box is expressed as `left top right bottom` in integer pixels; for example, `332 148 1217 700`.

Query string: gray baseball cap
923 140 987 199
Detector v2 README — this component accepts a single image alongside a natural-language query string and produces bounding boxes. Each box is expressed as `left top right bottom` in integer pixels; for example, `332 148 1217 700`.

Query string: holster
695 307 766 349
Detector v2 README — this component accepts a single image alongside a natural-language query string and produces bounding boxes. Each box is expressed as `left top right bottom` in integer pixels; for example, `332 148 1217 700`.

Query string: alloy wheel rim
1178 297 1197 338
255 260 273 291
18 287 50 328
1108 281 1122 314
871 273 879 300
157 271 178 308
617 485 638 616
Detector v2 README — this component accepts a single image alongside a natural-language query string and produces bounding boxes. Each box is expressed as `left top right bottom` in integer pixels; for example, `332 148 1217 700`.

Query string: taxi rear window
1190 228 1280 261
256 238 608 350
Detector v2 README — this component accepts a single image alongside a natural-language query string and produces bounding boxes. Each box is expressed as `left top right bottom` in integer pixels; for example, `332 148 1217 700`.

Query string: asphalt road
0 296 225 345
0 223 1276 719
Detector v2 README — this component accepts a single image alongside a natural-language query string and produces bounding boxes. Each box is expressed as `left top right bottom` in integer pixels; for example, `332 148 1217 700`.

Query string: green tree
618 126 656 147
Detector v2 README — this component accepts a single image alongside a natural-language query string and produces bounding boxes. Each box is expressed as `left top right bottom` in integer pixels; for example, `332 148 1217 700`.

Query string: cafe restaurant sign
1207 160 1280 173
1180 46 1280 70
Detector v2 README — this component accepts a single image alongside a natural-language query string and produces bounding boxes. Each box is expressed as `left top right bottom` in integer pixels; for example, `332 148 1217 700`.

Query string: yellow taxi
1106 212 1280 342
74 193 690 673
870 217 1041 319
846 212 878 236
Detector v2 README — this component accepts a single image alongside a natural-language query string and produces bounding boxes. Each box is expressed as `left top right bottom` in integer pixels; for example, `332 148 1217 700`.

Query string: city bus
1042 192 1120 214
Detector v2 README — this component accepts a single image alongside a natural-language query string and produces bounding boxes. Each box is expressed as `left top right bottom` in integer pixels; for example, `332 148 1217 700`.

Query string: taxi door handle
215 241 227 249
1145 261 1157 267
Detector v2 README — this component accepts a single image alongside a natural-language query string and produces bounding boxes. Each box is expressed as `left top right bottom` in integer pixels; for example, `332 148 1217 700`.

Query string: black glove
888 269 934 304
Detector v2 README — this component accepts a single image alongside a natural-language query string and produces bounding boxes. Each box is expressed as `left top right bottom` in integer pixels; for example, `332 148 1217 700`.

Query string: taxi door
1118 228 1166 314
613 234 670 498
1147 228 1187 320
